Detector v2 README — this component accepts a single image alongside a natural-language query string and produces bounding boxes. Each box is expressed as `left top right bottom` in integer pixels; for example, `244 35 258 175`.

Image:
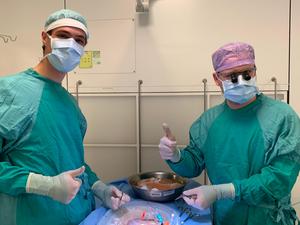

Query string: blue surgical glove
92 180 130 210
26 166 85 204
183 183 235 210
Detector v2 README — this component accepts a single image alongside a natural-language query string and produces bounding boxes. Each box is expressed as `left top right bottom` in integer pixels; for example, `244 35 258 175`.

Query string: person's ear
213 73 222 87
41 31 49 46
41 31 52 55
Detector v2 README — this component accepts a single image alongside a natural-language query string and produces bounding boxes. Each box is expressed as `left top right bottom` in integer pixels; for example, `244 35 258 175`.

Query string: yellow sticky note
92 51 101 65
79 51 93 68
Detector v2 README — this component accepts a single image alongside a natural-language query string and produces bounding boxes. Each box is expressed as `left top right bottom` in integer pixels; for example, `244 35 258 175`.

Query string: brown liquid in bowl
136 178 182 190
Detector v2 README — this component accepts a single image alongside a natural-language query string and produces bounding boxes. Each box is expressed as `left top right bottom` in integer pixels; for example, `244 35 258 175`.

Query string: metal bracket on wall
76 80 82 104
136 0 149 12
271 77 277 100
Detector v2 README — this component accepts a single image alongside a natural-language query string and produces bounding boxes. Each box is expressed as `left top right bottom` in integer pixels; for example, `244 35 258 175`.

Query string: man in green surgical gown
0 9 130 225
159 42 300 225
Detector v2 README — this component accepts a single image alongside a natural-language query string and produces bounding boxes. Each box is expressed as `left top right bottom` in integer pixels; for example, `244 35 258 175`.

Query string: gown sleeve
0 81 32 195
84 163 99 186
167 118 206 178
233 108 300 205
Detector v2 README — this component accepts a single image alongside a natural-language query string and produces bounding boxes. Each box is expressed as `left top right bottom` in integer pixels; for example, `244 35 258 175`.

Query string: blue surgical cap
44 9 89 39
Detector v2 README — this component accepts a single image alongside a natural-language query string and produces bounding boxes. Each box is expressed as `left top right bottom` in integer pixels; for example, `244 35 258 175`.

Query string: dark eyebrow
228 68 255 74
55 30 86 40
55 30 72 36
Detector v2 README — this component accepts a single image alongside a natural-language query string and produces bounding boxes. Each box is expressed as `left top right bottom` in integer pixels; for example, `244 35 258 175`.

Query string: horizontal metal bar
84 143 186 148
84 143 137 148
70 90 287 95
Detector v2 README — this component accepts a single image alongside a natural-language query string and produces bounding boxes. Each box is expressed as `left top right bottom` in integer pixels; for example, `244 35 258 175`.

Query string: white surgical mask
46 35 84 73
221 75 259 104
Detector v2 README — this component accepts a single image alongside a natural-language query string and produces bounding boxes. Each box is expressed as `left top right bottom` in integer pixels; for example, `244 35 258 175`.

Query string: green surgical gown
0 69 99 225
168 94 300 225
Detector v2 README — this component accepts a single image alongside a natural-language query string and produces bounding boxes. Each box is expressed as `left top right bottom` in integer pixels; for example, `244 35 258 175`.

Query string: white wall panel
140 95 204 144
66 0 137 92
141 147 173 173
135 0 289 92
64 0 289 93
290 0 300 216
78 95 136 144
290 0 300 114
81 19 135 74
67 0 135 20
85 146 137 182
0 0 63 76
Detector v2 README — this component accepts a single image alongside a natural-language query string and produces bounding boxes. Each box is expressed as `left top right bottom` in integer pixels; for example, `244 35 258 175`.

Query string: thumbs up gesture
158 123 181 163
162 122 176 141
49 166 85 204
26 166 86 204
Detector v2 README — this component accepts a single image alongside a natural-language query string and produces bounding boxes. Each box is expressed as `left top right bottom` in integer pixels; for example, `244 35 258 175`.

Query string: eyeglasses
217 66 256 83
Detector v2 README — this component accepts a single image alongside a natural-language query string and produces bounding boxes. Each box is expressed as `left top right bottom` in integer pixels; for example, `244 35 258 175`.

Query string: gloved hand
159 137 181 162
158 123 181 162
92 180 130 210
183 183 235 210
26 166 85 204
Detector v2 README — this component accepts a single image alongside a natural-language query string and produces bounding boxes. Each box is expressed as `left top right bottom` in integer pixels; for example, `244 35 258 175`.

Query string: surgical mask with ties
221 75 259 104
46 35 84 73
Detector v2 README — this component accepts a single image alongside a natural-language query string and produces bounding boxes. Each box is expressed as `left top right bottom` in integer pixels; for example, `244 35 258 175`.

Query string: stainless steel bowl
128 171 187 202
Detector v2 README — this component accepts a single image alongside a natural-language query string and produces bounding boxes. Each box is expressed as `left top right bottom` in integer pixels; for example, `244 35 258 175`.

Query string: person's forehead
51 26 86 39
219 64 255 74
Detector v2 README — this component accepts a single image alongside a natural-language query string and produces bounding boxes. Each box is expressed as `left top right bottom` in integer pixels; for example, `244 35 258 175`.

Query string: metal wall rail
137 80 143 173
202 78 208 185
75 81 286 176
271 77 278 100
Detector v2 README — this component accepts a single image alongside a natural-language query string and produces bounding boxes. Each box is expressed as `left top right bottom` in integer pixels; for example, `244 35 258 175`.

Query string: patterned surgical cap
212 42 255 72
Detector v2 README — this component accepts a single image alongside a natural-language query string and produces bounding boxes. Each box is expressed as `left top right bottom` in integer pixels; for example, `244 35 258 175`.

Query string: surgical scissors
117 191 124 208
175 193 197 201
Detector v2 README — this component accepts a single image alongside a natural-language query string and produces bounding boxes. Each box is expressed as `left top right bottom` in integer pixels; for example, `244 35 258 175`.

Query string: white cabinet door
66 0 136 93
78 95 138 182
